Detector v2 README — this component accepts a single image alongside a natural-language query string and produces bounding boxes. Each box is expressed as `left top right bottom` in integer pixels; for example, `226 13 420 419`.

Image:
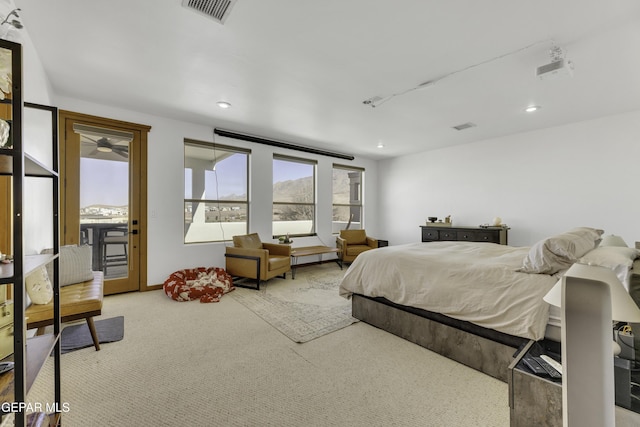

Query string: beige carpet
230 263 357 342
21 265 510 427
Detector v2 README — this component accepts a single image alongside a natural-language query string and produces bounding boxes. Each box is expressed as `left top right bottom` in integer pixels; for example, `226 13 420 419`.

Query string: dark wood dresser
420 225 508 245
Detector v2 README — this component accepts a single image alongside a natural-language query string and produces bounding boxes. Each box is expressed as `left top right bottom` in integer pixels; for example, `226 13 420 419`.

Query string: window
184 140 249 243
273 155 316 237
332 164 364 232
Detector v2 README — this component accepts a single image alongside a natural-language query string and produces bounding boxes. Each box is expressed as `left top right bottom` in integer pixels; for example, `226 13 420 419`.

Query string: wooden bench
25 271 104 350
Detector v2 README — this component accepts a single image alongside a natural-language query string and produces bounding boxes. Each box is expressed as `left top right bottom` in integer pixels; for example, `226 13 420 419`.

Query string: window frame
332 163 364 232
272 154 317 238
183 139 250 244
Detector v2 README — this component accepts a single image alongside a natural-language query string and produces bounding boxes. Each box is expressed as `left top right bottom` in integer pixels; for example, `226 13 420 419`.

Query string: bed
339 227 640 381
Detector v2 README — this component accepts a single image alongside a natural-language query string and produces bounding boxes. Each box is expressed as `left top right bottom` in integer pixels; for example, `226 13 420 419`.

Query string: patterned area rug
230 263 357 343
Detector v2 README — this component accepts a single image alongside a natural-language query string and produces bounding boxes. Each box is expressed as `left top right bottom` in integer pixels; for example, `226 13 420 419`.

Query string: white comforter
339 241 558 340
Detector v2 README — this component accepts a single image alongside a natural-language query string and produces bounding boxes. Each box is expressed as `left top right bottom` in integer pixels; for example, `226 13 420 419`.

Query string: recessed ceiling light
377 142 384 149
525 105 541 113
217 101 232 109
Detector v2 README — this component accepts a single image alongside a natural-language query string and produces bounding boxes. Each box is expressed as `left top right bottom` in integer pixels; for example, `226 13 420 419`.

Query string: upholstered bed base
352 294 529 382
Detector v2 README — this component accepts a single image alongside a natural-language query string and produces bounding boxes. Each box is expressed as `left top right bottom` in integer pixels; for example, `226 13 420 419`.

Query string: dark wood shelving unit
0 39 61 427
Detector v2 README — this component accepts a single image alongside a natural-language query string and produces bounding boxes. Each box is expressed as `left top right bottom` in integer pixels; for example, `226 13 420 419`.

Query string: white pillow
42 245 94 286
599 235 628 247
519 239 573 274
580 246 639 267
579 246 640 285
547 227 604 259
25 266 53 304
519 227 604 274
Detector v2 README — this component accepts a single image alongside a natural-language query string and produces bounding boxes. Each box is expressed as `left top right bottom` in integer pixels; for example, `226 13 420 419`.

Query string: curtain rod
213 128 355 161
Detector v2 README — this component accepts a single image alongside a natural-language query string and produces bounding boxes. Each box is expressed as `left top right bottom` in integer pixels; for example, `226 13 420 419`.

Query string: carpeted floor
230 263 357 342
23 264 511 427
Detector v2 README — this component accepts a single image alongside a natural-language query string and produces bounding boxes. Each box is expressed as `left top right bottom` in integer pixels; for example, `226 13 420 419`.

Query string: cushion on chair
233 233 263 249
163 267 234 303
42 245 94 286
25 266 53 305
340 230 368 245
26 271 104 325
268 255 290 271
346 245 374 257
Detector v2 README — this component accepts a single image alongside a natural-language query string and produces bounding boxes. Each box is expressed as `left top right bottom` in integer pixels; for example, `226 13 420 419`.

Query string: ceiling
14 0 640 160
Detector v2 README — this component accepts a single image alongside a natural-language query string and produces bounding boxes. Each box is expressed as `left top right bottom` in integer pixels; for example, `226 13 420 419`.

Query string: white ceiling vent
182 0 238 24
452 122 476 131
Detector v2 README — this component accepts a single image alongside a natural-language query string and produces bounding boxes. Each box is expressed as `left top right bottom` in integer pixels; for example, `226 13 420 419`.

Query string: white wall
0 1 53 105
379 110 640 247
2 0 56 255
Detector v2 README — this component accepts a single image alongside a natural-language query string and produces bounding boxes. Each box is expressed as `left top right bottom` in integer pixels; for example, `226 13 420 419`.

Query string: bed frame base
352 294 521 382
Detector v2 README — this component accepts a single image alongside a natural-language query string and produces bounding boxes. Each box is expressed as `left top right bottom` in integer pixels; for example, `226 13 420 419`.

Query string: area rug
60 316 125 354
230 264 357 343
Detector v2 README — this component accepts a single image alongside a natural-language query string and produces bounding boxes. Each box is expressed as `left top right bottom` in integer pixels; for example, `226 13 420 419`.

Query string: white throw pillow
599 235 628 247
579 246 639 268
519 227 604 274
42 245 94 286
579 246 640 285
25 266 53 305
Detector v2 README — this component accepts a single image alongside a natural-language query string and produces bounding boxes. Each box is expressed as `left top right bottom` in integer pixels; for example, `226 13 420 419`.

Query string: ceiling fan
82 135 129 158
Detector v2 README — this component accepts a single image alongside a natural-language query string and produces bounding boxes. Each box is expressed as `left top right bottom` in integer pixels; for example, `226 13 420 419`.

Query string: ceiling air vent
452 122 476 131
182 0 238 24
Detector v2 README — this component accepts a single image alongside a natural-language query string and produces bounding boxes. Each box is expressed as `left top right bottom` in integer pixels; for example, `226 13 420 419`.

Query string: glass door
76 123 132 281
60 112 149 294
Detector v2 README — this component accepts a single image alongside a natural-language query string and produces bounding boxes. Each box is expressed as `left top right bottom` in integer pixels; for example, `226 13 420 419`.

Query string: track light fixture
362 39 551 108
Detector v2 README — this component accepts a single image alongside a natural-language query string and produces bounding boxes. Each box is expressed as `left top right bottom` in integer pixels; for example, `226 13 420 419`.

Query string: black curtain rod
214 128 355 161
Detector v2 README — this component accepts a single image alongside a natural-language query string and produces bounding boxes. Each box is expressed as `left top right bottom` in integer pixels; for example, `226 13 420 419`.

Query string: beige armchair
336 229 378 264
225 233 291 289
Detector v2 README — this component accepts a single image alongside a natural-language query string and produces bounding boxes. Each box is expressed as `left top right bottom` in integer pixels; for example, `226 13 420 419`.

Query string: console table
290 246 341 279
420 225 508 245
